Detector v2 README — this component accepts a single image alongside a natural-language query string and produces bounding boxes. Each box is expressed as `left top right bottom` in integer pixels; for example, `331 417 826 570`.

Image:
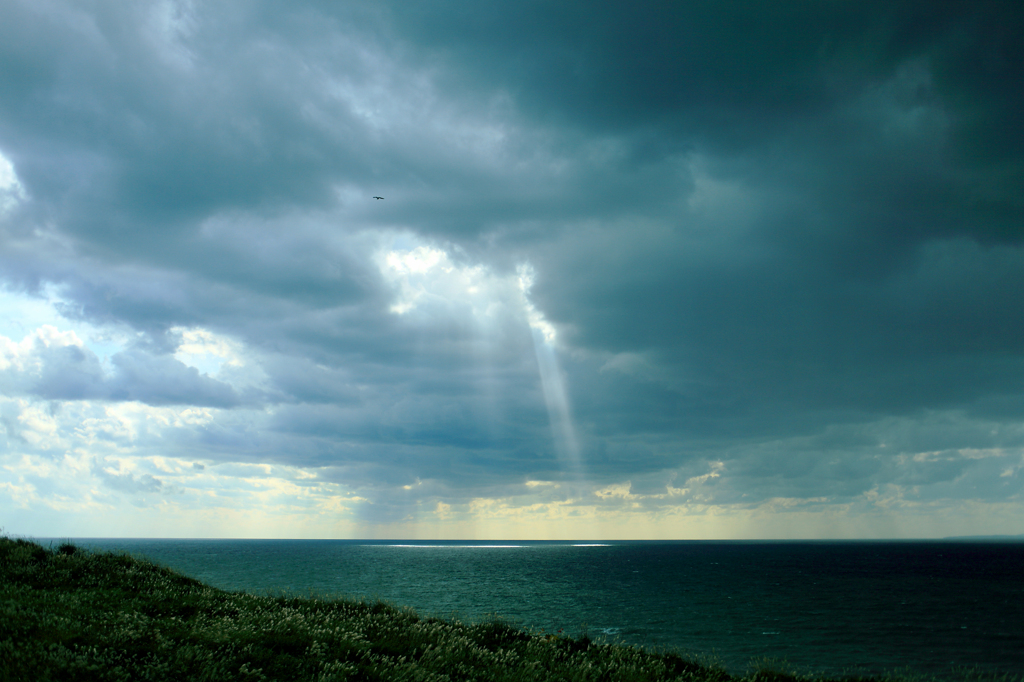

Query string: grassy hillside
0 536 1009 682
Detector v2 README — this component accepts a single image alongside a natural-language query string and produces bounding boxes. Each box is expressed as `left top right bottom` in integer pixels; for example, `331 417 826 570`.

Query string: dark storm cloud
0 2 366 222
482 2 1024 427
1 0 1022 517
393 1 1022 156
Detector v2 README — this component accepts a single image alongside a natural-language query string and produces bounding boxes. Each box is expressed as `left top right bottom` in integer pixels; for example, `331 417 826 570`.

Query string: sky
1 1 1023 539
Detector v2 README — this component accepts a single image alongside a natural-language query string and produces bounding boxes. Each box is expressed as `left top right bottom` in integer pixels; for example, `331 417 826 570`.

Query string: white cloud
145 0 197 68
0 149 27 216
516 263 558 344
377 239 520 324
172 326 243 377
594 481 632 499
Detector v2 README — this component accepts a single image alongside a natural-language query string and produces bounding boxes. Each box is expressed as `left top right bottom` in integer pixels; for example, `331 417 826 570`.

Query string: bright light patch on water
355 542 614 548
379 545 526 548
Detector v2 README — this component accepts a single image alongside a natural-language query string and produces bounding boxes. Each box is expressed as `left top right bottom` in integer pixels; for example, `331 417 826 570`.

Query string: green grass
0 536 1015 682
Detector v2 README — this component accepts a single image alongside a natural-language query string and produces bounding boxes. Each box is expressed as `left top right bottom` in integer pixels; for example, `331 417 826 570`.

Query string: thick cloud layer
1 0 1022 538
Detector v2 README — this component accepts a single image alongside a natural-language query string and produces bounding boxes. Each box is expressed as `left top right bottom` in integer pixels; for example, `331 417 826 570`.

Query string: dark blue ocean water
51 539 1022 679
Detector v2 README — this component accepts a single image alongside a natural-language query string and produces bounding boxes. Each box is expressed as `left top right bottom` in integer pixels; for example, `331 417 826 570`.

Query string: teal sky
1 1 1022 539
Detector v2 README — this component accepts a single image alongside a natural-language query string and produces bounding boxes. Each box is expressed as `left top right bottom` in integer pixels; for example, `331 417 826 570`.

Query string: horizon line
16 534 1024 543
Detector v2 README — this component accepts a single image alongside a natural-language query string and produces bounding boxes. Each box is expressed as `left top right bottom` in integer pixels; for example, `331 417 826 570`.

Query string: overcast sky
2 1 1022 539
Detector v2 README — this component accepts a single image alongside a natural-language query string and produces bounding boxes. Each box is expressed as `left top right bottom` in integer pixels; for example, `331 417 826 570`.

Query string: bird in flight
373 196 384 200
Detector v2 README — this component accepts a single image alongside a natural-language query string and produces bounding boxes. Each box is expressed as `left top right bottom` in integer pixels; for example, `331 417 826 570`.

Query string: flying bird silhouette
373 196 384 200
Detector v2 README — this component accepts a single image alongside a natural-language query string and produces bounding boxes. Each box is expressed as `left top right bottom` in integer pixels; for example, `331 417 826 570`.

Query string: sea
44 538 1023 680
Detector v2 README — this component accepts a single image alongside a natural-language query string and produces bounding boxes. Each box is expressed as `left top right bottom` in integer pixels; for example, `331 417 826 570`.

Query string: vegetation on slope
0 536 1012 682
